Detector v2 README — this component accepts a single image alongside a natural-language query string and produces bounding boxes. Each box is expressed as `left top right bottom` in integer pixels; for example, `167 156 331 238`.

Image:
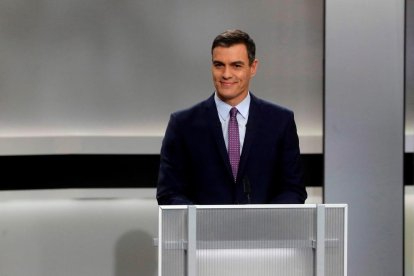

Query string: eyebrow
212 60 246 66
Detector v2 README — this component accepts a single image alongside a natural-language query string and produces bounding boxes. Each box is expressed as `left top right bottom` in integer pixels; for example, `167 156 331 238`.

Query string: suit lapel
237 94 261 182
205 95 234 179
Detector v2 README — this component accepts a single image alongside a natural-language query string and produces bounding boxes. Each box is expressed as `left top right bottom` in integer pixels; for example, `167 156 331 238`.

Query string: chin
217 93 236 100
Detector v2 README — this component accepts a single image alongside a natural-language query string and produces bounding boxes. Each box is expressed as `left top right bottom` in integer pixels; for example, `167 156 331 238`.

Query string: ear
250 59 258 77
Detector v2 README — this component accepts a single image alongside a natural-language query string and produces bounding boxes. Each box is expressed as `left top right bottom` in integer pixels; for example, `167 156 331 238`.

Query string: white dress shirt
214 92 250 153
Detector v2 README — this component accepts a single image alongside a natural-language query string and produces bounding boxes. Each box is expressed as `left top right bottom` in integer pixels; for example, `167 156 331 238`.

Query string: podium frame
158 204 347 276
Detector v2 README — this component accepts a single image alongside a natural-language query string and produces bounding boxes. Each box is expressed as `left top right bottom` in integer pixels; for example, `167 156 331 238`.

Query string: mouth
220 81 236 87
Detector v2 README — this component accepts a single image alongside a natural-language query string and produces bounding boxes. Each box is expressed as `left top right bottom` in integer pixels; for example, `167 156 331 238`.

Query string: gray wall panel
0 0 323 154
407 0 414 138
325 0 404 275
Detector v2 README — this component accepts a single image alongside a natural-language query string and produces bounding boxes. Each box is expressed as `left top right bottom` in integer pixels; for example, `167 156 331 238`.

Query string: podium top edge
159 204 348 210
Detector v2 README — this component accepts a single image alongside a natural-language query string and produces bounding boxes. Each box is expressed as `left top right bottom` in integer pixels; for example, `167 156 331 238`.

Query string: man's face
212 43 258 106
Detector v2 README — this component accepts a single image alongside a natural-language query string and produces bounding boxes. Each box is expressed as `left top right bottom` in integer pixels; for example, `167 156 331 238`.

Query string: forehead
212 43 249 62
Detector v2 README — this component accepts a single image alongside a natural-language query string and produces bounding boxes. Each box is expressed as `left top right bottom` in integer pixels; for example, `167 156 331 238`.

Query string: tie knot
230 107 238 118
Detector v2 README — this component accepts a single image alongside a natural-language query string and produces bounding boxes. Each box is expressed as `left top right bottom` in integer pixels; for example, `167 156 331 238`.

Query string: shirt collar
214 92 250 121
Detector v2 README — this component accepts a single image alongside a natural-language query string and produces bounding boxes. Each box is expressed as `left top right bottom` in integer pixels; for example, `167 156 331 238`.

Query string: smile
220 81 236 86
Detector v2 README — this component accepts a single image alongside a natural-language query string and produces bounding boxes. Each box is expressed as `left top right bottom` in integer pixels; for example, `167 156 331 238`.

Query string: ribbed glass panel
196 207 315 276
159 206 346 276
161 208 187 276
325 207 345 276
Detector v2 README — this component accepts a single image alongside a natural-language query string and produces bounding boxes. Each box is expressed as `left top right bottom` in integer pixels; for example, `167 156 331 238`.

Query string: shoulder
250 93 294 119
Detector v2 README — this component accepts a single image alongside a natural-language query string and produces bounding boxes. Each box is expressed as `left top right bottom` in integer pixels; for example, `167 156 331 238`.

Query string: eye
233 63 244 69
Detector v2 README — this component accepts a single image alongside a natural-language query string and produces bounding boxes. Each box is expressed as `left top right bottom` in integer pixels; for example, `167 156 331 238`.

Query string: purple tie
228 107 240 182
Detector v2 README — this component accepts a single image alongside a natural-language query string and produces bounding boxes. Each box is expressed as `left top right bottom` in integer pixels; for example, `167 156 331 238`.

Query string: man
157 29 307 205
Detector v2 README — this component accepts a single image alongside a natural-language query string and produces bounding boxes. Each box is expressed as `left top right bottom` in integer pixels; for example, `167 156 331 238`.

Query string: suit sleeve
270 112 307 204
156 114 194 205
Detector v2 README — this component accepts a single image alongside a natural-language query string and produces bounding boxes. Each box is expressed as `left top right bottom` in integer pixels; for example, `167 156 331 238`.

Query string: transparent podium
157 204 347 276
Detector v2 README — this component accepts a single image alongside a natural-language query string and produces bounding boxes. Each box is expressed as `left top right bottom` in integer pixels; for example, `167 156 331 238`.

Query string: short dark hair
211 29 256 65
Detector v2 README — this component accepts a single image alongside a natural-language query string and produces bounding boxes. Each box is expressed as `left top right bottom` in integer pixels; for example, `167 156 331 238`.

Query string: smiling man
157 29 307 205
212 42 257 106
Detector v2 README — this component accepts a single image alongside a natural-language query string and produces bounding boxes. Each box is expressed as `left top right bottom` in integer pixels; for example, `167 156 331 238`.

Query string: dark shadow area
0 153 412 190
406 153 414 185
0 154 160 190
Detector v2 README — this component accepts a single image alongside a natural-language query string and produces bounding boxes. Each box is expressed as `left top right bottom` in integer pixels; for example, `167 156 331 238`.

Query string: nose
222 66 232 79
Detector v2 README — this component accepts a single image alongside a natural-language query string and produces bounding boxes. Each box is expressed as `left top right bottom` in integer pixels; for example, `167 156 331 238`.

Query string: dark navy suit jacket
157 93 307 204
